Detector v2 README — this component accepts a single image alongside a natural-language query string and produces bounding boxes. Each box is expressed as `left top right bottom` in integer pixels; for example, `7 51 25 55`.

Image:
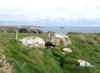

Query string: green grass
0 33 100 73
0 33 48 41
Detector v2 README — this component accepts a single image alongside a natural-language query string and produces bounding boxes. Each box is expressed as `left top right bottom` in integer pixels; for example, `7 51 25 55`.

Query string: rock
45 42 57 47
18 28 29 33
46 33 71 46
0 53 15 73
36 30 44 34
45 42 59 50
18 28 44 34
46 37 61 46
78 60 94 67
0 27 16 33
63 48 72 52
20 36 45 49
0 47 4 52
61 52 66 55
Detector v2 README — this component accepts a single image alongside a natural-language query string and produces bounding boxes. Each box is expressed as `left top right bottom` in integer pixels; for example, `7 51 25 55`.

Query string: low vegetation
0 33 100 73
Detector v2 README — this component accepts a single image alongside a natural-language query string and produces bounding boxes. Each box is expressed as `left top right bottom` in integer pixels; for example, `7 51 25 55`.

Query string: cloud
0 0 100 26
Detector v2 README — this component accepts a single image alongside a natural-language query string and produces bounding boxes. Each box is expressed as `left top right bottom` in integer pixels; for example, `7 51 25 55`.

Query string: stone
63 48 72 52
78 60 94 67
0 53 15 73
45 42 57 47
61 52 66 55
20 36 45 49
0 47 4 52
46 33 72 46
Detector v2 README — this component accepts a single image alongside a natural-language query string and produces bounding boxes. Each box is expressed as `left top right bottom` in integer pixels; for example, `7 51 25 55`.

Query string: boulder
46 33 72 46
63 48 72 52
0 53 15 73
78 60 94 67
20 36 45 49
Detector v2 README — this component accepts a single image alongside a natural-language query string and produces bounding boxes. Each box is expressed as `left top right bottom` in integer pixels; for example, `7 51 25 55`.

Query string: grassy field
0 33 100 73
0 33 48 41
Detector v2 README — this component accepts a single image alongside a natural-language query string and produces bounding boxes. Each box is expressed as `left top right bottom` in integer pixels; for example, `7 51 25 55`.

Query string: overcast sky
0 0 100 26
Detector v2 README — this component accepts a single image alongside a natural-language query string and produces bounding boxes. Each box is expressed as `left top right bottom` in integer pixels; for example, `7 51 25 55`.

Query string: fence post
81 32 82 36
15 30 18 40
48 33 50 37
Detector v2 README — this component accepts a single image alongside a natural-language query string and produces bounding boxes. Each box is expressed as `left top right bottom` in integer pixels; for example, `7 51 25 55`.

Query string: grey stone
46 33 72 46
0 53 15 73
20 36 45 49
78 60 94 67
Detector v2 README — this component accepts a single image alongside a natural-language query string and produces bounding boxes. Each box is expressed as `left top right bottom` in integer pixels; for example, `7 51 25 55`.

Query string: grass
0 33 48 41
0 33 100 73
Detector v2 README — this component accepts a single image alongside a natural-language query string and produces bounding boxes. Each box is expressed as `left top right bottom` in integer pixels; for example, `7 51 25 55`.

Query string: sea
31 26 100 34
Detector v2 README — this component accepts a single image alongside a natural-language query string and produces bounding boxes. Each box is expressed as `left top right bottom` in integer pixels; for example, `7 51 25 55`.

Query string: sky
0 0 100 26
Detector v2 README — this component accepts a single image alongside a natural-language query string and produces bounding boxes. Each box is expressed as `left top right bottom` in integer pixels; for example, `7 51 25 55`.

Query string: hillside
0 33 100 73
0 26 44 34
